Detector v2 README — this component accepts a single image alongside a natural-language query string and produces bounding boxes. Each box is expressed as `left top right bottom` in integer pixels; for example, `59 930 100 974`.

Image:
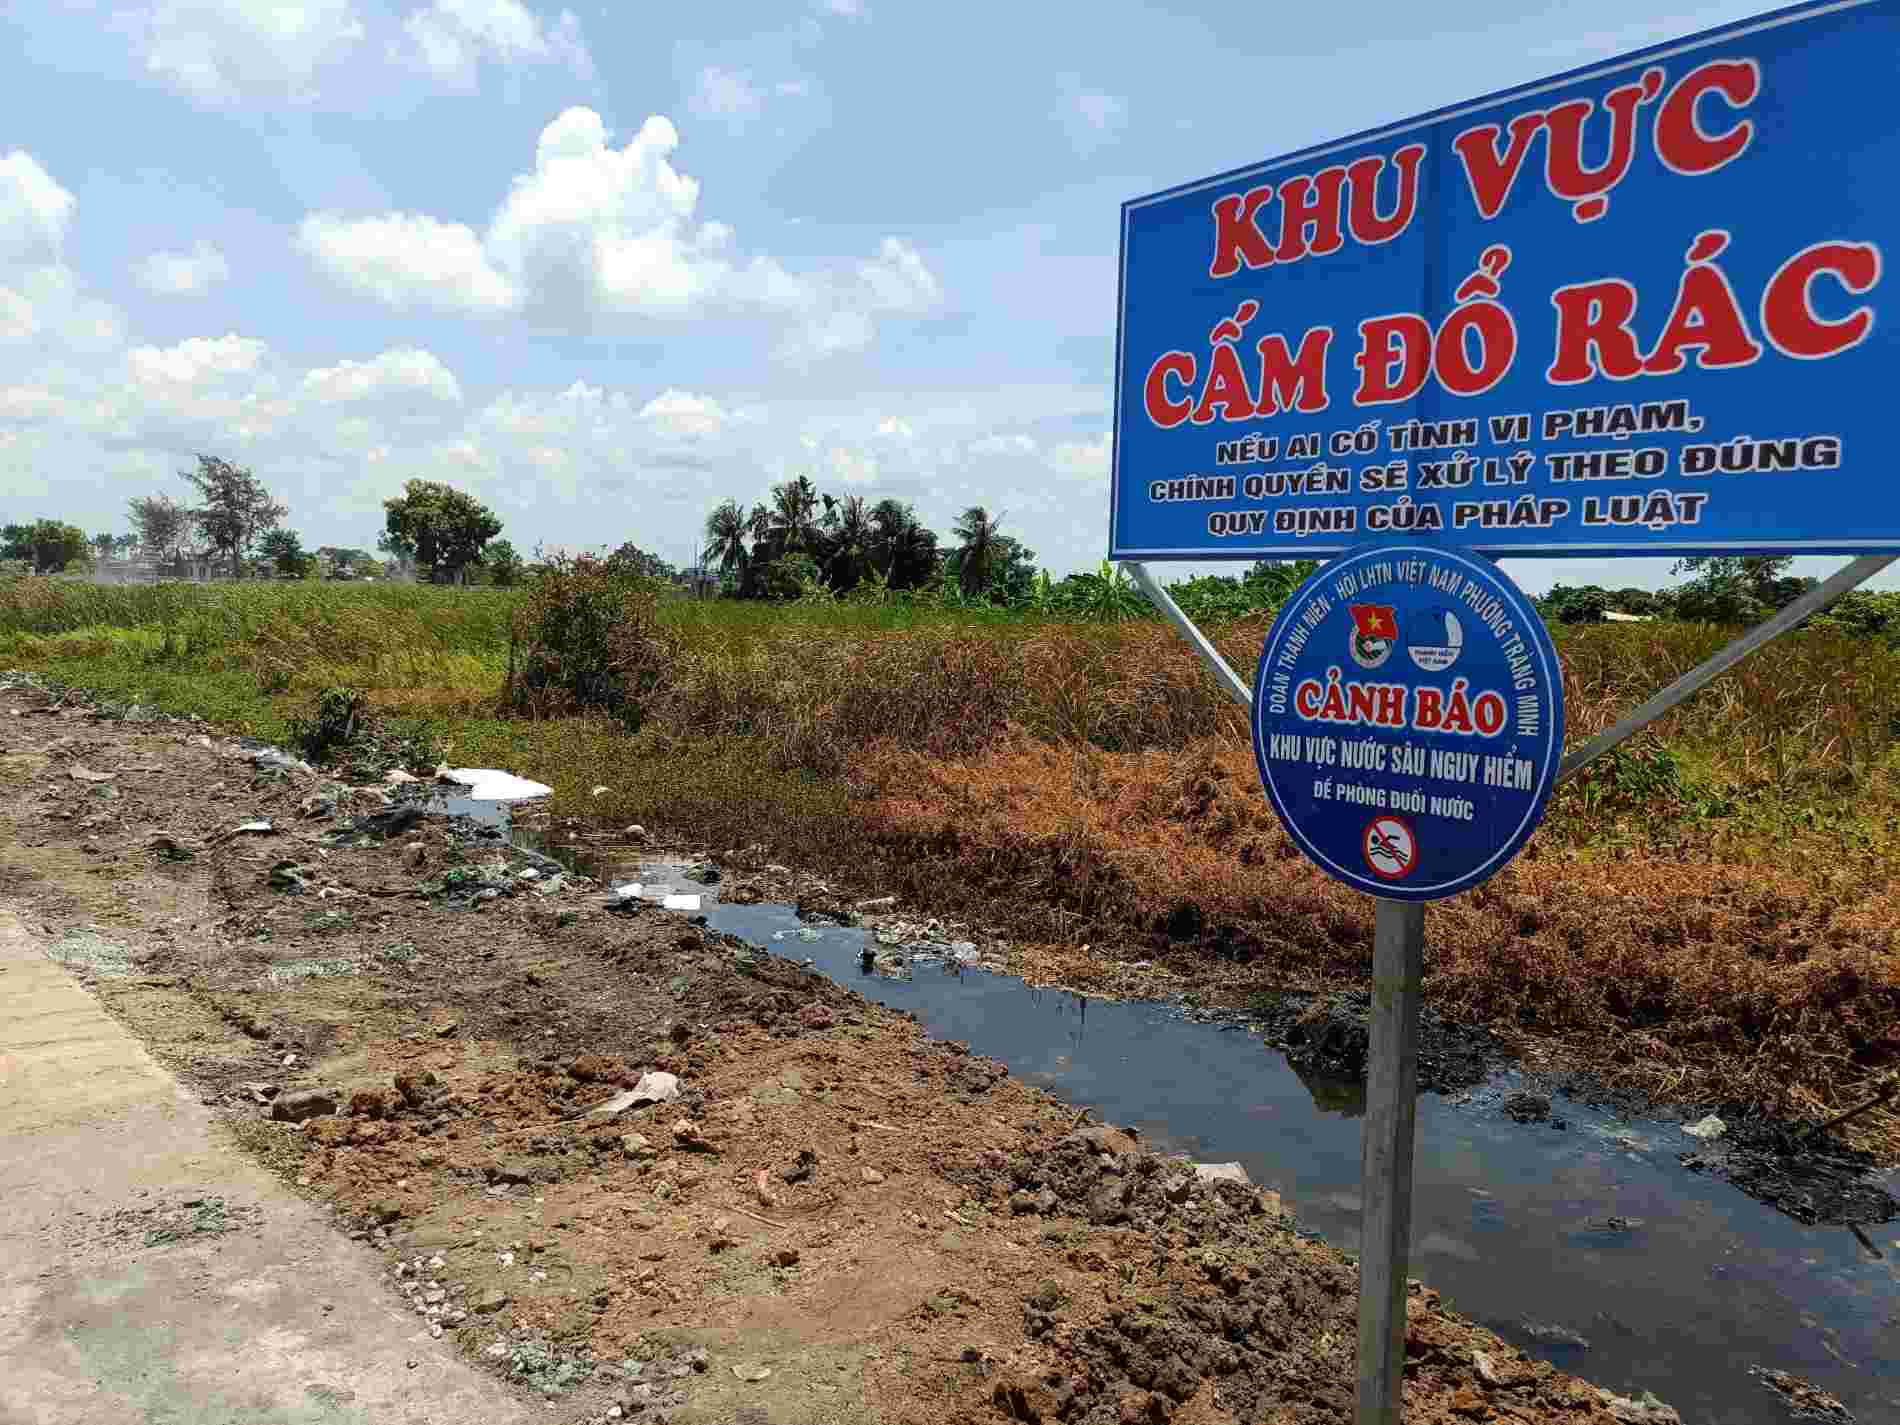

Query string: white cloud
126 332 268 390
826 444 877 485
299 106 942 358
689 66 763 126
776 308 874 364
817 0 864 15
876 416 914 440
639 388 727 440
970 432 1038 458
399 0 591 89
133 240 230 297
0 385 66 423
0 152 76 266
126 0 367 103
1046 432 1110 481
298 347 462 405
1056 77 1128 155
0 265 126 354
296 211 516 314
0 286 37 343
858 237 941 313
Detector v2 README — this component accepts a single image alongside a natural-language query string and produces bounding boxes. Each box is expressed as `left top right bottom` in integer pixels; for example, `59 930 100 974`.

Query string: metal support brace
1556 554 1894 781
1125 555 1895 778
1122 562 1254 708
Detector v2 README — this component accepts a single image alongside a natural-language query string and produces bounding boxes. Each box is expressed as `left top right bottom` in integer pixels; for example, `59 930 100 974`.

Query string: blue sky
0 0 1886 593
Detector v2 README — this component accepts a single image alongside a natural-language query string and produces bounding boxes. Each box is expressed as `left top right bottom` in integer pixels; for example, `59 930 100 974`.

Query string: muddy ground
0 675 1706 1425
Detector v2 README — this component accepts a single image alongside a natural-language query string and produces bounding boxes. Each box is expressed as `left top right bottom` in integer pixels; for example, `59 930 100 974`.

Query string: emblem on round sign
1250 544 1565 902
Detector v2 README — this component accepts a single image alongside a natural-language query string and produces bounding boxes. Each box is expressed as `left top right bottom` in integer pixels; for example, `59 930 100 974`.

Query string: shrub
503 555 678 728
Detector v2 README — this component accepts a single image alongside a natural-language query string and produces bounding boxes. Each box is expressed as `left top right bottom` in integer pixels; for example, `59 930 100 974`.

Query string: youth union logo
1406 607 1464 672
1347 603 1398 669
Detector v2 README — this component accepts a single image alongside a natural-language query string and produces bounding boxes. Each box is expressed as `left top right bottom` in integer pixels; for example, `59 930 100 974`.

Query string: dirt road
0 674 1666 1425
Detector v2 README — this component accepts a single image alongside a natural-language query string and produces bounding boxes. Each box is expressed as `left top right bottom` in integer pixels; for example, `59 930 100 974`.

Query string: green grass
5 572 1898 872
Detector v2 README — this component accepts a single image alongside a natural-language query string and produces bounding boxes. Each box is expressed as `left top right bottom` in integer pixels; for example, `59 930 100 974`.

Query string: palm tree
703 498 751 585
822 494 873 592
768 475 822 555
952 505 1006 599
869 499 938 590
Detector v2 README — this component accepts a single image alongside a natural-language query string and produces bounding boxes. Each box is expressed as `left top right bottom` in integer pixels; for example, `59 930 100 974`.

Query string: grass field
4 573 1896 1146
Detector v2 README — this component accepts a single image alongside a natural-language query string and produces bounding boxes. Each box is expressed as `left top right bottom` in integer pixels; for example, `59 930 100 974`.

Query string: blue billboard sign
1251 545 1564 900
1110 0 1900 562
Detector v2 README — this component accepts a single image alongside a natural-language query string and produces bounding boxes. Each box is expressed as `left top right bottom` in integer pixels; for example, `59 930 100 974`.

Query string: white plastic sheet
441 768 552 801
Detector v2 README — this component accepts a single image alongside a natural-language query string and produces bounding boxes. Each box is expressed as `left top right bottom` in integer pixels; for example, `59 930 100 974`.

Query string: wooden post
1358 897 1425 1424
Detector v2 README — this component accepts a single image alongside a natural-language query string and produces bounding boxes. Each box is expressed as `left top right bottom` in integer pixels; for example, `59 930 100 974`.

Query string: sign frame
1108 0 1900 564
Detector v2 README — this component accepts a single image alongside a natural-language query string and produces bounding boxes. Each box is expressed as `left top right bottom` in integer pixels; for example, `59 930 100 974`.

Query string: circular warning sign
1362 814 1418 880
1251 544 1564 902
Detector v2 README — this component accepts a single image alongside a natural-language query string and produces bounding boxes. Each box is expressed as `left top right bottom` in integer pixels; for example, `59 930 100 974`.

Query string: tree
127 494 190 559
867 498 938 590
703 499 752 588
382 479 503 585
763 552 825 601
951 505 1005 598
90 532 116 561
767 475 822 556
604 542 676 581
12 519 89 574
487 539 524 587
112 532 140 558
1668 556 1809 617
259 529 311 578
1542 583 1613 625
819 493 874 593
178 455 286 579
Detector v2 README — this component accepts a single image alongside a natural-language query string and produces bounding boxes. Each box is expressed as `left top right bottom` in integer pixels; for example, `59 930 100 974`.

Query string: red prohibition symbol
1362 815 1419 880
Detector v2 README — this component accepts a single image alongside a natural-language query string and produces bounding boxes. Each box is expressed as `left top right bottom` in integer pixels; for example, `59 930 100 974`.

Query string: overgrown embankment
3 571 1896 1151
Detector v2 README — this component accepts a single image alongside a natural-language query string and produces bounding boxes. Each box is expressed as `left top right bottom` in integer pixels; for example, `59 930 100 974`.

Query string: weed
504 556 677 728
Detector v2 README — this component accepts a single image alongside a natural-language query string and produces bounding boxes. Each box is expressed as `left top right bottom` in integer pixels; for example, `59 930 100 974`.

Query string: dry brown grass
844 735 1900 1150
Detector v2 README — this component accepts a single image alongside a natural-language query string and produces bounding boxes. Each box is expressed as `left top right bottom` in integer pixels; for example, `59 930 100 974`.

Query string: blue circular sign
1250 543 1565 902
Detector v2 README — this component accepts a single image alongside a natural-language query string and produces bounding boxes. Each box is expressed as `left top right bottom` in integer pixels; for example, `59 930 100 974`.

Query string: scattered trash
226 820 274 837
731 1365 772 1383
1683 1115 1729 1141
251 748 314 775
590 785 610 797
68 766 115 783
1518 1319 1590 1349
662 893 701 912
384 768 420 785
1192 1162 1251 1187
437 768 552 801
1748 1367 1854 1422
588 1072 682 1119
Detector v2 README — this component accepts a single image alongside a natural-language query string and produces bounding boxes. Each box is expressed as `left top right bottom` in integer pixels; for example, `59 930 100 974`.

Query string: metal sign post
1359 898 1424 1422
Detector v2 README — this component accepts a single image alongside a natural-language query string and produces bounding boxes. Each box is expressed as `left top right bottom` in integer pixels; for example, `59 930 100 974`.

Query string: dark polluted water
450 801 1900 1424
